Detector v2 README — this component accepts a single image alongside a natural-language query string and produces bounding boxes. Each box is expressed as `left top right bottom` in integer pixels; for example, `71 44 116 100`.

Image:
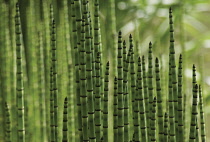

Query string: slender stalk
132 59 140 142
113 77 118 142
177 54 184 142
199 85 206 142
80 17 89 142
50 67 55 142
151 97 157 142
15 3 25 142
71 2 82 140
195 118 199 142
155 57 164 141
123 41 130 141
117 31 124 142
5 102 11 142
51 19 58 142
164 112 169 142
189 84 198 142
95 53 102 141
137 57 148 142
148 42 153 139
169 8 178 137
83 1 96 141
103 61 109 142
62 97 68 142
142 55 149 135
168 65 176 142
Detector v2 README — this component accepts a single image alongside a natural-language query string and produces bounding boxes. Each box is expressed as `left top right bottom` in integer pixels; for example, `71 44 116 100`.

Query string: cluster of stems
0 1 207 142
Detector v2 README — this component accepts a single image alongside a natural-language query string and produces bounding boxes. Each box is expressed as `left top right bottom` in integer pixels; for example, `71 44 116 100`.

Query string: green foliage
0 0 209 142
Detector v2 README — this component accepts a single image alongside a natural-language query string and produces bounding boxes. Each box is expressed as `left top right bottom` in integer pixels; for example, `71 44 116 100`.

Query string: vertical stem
177 54 184 142
80 17 89 142
169 8 178 139
15 3 25 142
148 42 153 140
189 84 198 142
199 85 206 142
155 57 164 141
113 77 118 142
117 31 124 142
103 61 109 142
5 102 11 142
151 97 157 142
137 57 148 142
164 112 169 142
62 97 68 142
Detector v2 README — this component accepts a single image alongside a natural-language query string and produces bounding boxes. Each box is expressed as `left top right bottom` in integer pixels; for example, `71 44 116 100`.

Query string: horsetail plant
71 1 82 140
51 19 59 142
0 2 209 142
155 57 164 141
113 77 118 142
124 41 130 142
83 2 96 141
15 3 25 142
168 65 176 142
151 97 157 142
130 39 140 141
5 102 11 142
169 8 178 136
199 85 206 142
177 54 184 142
117 31 124 142
164 112 169 142
62 97 68 142
148 42 154 140
189 84 198 142
50 67 55 142
142 55 149 136
79 17 89 142
137 57 148 142
103 61 109 142
95 53 102 141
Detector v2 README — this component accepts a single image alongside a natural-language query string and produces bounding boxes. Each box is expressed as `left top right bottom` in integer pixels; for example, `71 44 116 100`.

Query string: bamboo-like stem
113 77 118 142
196 118 199 142
95 53 102 141
155 57 164 141
142 55 149 136
80 17 89 141
15 3 25 142
83 1 96 141
62 97 68 142
177 54 184 142
189 84 198 142
51 19 58 142
164 112 169 142
5 102 11 142
124 41 130 141
199 85 206 142
50 67 55 142
103 61 109 142
71 2 82 140
151 97 157 142
168 65 176 142
148 42 153 139
169 8 178 138
128 36 140 141
137 57 148 142
117 31 124 142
